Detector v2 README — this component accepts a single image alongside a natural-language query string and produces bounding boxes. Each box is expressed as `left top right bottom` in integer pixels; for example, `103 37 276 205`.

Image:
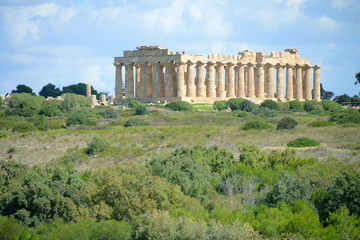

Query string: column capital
164 61 174 67
237 62 246 67
196 61 206 67
313 65 322 69
227 62 236 67
275 63 284 68
187 60 196 66
207 61 216 67
304 64 313 69
256 62 264 67
286 63 294 68
175 61 186 66
216 61 226 67
247 62 255 67
266 63 274 68
113 63 123 67
124 62 134 67
295 63 304 69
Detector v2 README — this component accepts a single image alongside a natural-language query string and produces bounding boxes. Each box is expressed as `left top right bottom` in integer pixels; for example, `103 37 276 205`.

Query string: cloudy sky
0 0 359 97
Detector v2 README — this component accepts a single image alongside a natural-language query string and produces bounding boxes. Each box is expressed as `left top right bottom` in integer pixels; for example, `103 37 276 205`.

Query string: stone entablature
113 46 321 104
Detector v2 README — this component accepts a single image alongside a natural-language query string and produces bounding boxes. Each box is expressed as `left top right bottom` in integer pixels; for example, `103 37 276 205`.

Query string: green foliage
12 85 35 95
38 101 63 117
333 94 351 105
303 100 324 112
5 94 45 117
242 120 272 131
320 83 335 100
322 100 342 112
86 137 110 155
66 109 97 126
38 83 61 98
288 100 304 112
260 99 280 110
308 120 334 127
62 83 98 97
239 145 267 168
32 115 61 131
60 93 91 112
239 99 259 112
287 137 320 147
213 100 227 111
128 99 143 108
123 118 150 127
277 117 298 130
0 131 10 138
252 108 278 117
12 122 37 133
278 102 290 111
233 110 248 118
327 207 360 239
227 98 244 111
135 104 150 115
0 216 38 240
329 109 360 124
165 101 193 111
96 106 118 118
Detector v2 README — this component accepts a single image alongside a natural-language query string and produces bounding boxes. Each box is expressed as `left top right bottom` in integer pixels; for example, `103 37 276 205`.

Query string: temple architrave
113 46 321 104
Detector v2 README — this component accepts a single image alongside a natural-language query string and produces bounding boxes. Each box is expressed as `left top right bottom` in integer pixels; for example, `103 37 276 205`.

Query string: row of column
114 61 321 102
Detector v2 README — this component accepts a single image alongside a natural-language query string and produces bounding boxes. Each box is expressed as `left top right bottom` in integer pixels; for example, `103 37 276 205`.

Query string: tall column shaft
227 63 235 97
139 63 147 99
256 63 264 99
295 64 303 100
196 62 206 97
225 65 229 95
216 62 225 98
266 64 274 98
237 63 245 98
152 62 160 98
165 62 173 98
176 61 185 97
135 64 140 98
114 63 123 102
187 61 196 97
286 64 294 100
146 64 152 98
159 64 165 97
276 64 284 100
206 62 216 97
305 65 312 100
313 65 321 101
125 63 134 99
247 63 255 98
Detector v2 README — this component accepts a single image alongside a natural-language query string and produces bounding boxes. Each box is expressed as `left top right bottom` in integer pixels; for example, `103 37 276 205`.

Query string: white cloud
331 0 356 9
316 16 340 32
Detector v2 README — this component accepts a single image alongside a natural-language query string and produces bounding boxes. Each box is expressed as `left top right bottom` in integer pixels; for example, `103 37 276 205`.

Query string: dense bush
242 120 272 131
135 104 150 115
128 100 143 109
233 110 248 118
123 118 149 127
288 100 304 112
239 99 259 112
38 101 63 117
165 101 193 111
308 120 334 127
252 108 277 117
86 137 110 155
5 93 45 117
322 100 342 112
278 102 290 111
333 94 351 105
303 100 324 112
277 117 298 130
60 93 91 112
96 107 118 118
12 122 36 133
66 109 97 126
260 99 280 110
32 115 63 131
227 98 244 111
329 109 360 124
213 100 228 111
287 137 320 147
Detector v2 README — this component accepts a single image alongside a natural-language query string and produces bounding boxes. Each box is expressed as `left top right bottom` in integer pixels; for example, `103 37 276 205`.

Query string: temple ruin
113 46 321 104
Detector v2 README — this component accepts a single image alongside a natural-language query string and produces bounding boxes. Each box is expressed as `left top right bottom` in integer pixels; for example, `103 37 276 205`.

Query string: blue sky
0 0 359 97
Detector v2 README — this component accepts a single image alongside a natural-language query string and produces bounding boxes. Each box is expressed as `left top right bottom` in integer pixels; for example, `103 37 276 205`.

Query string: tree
355 71 360 85
39 83 61 98
62 83 98 97
11 85 35 95
320 83 334 100
333 94 351 105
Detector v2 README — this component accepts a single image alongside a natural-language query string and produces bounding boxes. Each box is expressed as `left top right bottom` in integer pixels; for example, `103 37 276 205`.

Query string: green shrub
6 93 44 112
260 99 280 110
123 118 150 127
128 99 143 109
322 100 342 112
135 104 150 115
227 98 244 111
233 110 248 118
277 117 298 130
329 109 360 124
0 119 16 130
86 137 110 155
165 101 193 111
289 100 304 112
308 120 334 127
303 100 323 112
213 100 228 111
97 107 118 118
60 93 91 112
66 110 97 126
239 99 259 112
279 102 290 111
242 120 272 130
0 131 10 138
5 108 35 117
12 122 36 133
252 108 278 117
287 137 320 147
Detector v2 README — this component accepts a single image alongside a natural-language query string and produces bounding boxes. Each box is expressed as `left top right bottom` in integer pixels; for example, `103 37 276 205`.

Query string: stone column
264 66 268 96
146 64 152 98
225 65 229 95
196 61 206 97
114 63 123 102
295 64 303 100
91 95 97 106
135 64 140 98
165 62 173 98
176 61 186 97
206 62 216 98
244 66 248 97
152 62 160 98
139 62 147 99
125 63 134 99
187 61 196 97
216 62 225 98
276 64 284 100
247 63 255 98
86 83 91 99
313 65 321 101
266 64 274 98
237 62 245 98
304 64 312 100
235 66 239 97
227 62 236 98
286 64 294 100
256 63 264 99
159 63 165 97
109 96 115 105
100 94 106 105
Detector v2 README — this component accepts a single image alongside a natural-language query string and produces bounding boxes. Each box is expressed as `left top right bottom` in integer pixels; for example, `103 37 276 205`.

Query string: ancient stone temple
113 46 321 104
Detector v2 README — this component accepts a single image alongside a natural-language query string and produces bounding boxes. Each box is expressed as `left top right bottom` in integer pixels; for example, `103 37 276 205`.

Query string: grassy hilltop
0 94 360 239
